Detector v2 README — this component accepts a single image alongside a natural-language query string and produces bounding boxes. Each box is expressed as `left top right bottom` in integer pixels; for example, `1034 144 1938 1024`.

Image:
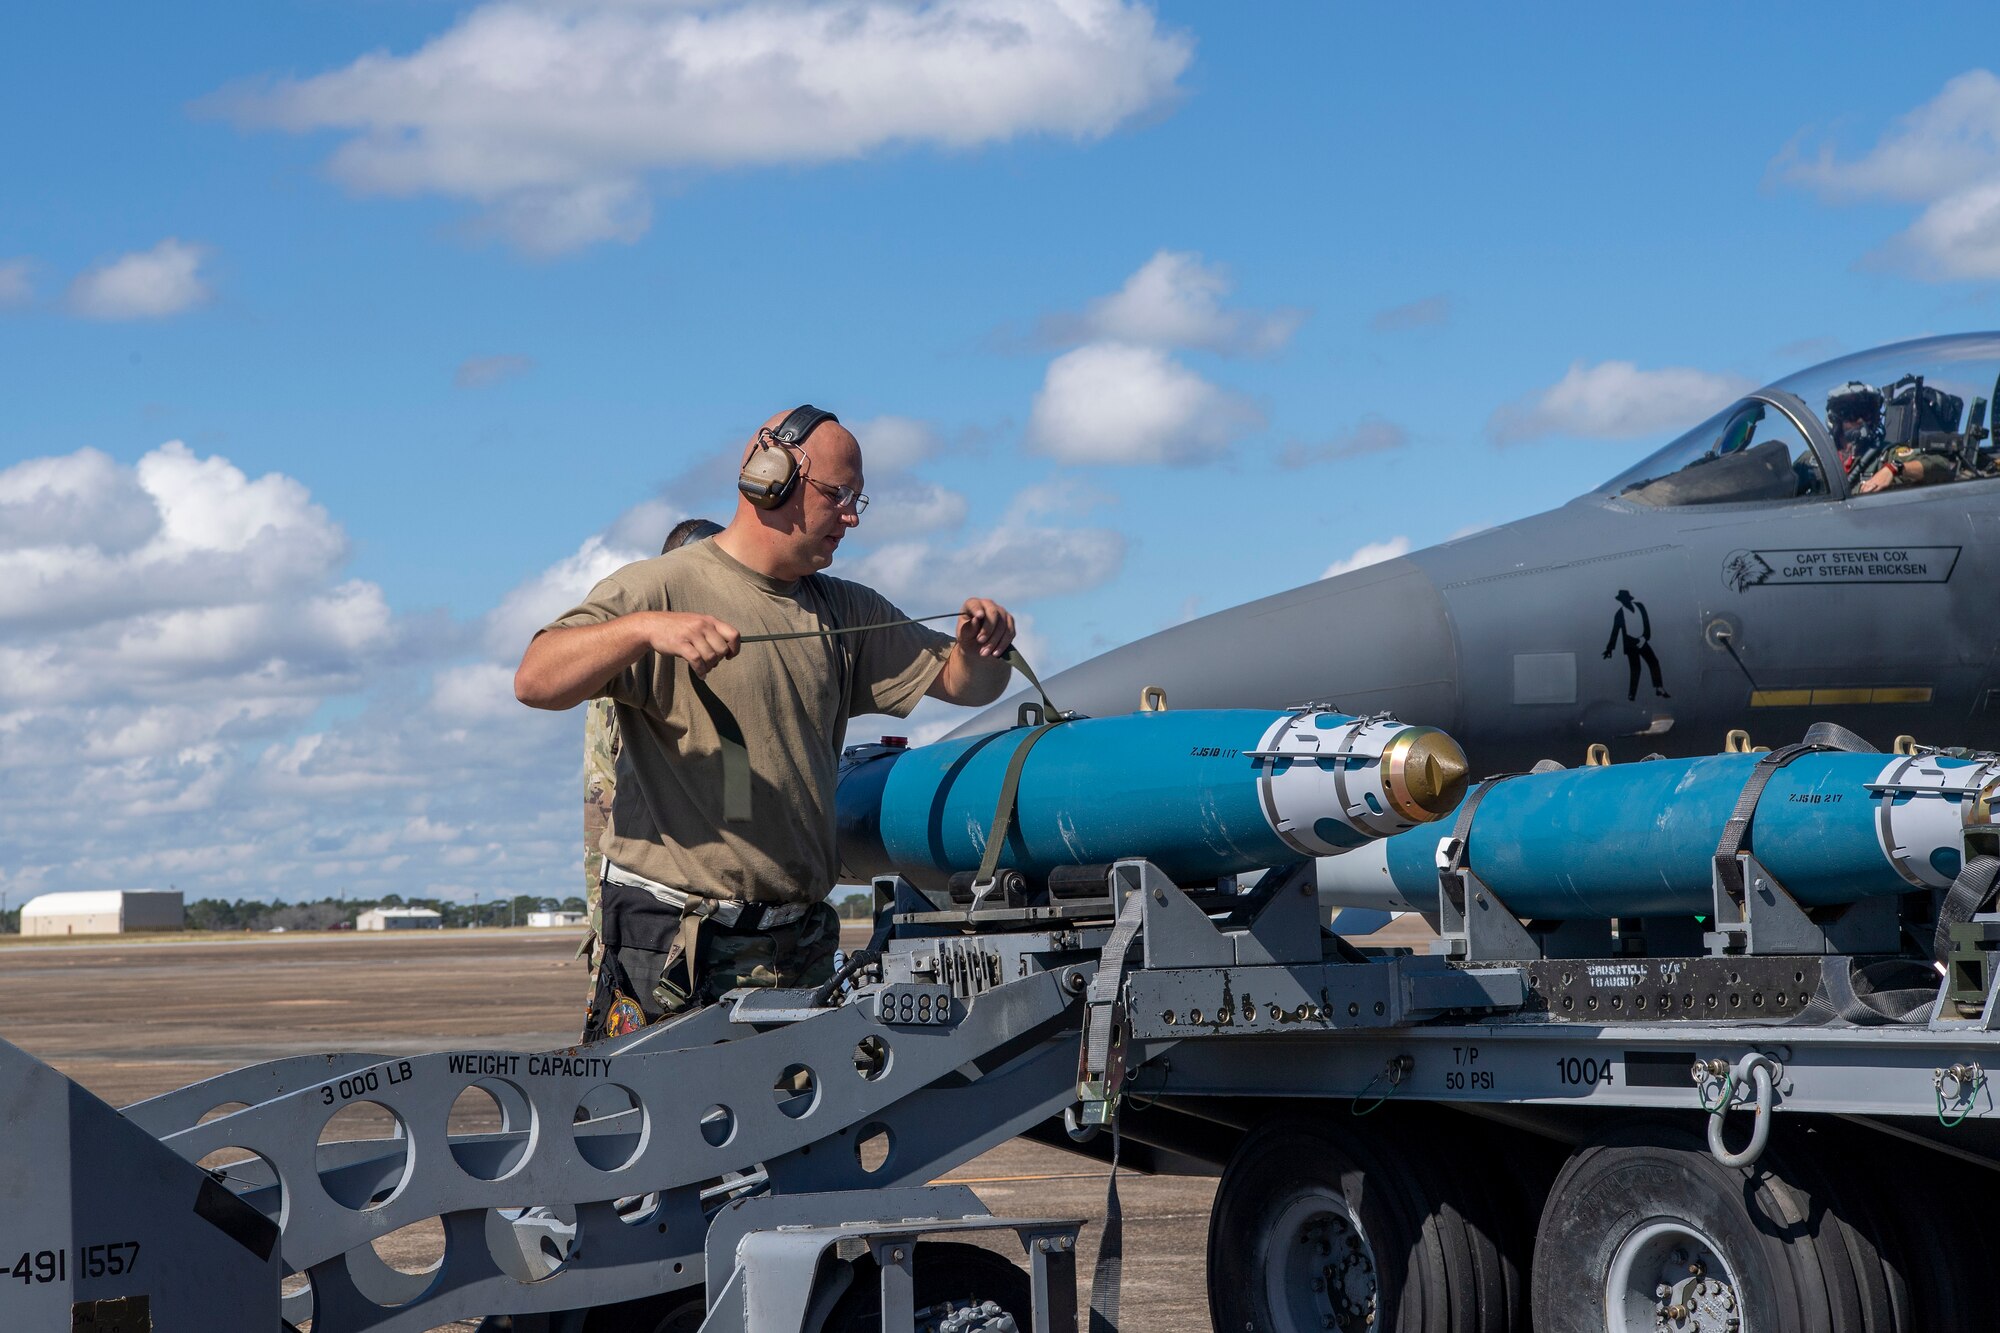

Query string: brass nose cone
1384 728 1470 821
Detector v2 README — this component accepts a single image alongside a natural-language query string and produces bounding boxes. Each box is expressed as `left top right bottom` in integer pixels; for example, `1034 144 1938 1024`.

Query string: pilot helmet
1825 380 1882 427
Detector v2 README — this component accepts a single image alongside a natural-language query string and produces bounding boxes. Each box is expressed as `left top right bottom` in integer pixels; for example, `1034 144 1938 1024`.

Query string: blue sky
6 1 2000 904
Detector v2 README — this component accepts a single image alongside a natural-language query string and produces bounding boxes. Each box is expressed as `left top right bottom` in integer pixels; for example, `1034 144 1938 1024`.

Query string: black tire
1453 1116 1563 1333
1400 1110 1511 1333
1208 1114 1477 1332
820 1240 1033 1333
1532 1118 1845 1333
1854 1133 1990 1333
1767 1123 1897 1333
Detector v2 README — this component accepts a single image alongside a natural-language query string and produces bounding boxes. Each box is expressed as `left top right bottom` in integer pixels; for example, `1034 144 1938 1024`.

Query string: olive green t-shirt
544 539 951 906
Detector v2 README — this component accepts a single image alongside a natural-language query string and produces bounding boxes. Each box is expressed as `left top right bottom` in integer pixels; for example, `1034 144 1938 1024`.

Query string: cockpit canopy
1596 334 2000 507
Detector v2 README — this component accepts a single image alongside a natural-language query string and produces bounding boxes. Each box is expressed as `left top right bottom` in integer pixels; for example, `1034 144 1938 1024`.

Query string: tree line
181 893 588 933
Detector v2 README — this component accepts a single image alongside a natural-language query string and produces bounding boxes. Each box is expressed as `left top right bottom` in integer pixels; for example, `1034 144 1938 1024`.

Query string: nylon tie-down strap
1795 955 1939 1026
968 720 1064 892
1934 854 2000 969
1087 1118 1124 1333
1077 891 1147 1333
1081 888 1147 1096
1437 773 1523 911
692 610 1057 822
1713 721 1876 904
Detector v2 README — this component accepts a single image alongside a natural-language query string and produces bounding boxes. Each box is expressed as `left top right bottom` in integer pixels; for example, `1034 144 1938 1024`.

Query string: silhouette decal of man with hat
1603 589 1669 702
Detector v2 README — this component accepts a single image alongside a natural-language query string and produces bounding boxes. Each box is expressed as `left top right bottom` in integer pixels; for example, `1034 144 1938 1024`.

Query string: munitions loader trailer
9 844 2000 1331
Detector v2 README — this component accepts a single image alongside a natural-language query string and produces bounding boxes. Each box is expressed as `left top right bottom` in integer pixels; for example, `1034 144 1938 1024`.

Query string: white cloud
1003 475 1115 523
853 524 1124 607
483 181 653 255
1321 537 1412 580
1057 250 1303 355
1487 360 1751 446
0 443 532 904
859 478 969 539
605 494 728 555
852 415 944 473
0 447 160 553
216 0 1192 253
0 441 382 704
1774 70 2000 279
480 533 648 659
0 442 350 637
432 661 524 724
1369 293 1449 332
1280 416 1408 468
1026 342 1262 465
455 353 536 388
0 446 392 712
67 239 211 320
1778 71 2000 204
0 259 32 309
1889 179 2000 278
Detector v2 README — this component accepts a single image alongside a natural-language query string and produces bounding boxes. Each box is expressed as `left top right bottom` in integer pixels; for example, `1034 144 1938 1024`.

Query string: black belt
600 877 810 936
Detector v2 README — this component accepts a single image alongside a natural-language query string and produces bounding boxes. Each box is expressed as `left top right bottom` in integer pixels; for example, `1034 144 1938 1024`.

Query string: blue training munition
1316 746 2000 919
838 706 1469 893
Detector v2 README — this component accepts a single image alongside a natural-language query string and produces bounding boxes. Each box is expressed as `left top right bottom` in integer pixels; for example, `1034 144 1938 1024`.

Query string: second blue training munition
1315 747 2000 918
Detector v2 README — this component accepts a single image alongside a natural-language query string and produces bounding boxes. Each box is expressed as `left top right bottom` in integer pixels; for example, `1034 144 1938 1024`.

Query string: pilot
1824 381 1883 481
1855 443 1959 494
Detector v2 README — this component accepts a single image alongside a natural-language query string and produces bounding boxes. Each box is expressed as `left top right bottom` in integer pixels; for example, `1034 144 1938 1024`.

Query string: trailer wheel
1765 1124 1898 1333
1855 1133 1990 1333
1454 1114 1562 1333
1208 1116 1463 1333
819 1240 1033 1333
1532 1120 1847 1333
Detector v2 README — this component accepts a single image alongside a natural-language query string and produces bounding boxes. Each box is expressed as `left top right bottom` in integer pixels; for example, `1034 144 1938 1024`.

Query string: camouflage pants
583 879 839 1041
581 697 620 1009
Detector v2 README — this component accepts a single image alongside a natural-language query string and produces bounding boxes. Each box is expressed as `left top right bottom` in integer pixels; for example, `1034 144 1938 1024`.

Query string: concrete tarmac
1 927 1235 1329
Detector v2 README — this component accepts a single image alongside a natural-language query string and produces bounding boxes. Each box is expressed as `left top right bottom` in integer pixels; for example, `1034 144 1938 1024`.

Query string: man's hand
928 597 1019 705
648 611 741 678
955 597 1017 660
516 610 742 711
1856 467 1894 495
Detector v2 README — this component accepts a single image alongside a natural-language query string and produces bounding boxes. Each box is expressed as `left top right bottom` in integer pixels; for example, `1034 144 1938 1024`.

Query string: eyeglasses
804 476 869 515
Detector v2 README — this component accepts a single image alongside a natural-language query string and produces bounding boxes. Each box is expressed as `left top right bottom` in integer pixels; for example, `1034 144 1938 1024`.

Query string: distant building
356 907 443 931
527 910 587 928
21 890 183 937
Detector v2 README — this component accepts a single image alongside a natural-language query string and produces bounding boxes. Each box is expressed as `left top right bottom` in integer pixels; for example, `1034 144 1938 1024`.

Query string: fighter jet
952 333 2000 772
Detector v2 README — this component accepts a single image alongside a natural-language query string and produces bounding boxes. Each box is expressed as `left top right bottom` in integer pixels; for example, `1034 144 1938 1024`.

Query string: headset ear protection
738 405 839 510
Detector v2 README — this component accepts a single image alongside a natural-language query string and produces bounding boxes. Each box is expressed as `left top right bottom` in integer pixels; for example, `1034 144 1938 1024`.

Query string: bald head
776 407 860 479
716 406 867 581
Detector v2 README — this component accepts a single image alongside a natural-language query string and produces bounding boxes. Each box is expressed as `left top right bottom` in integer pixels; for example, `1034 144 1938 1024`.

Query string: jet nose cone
1384 727 1469 821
